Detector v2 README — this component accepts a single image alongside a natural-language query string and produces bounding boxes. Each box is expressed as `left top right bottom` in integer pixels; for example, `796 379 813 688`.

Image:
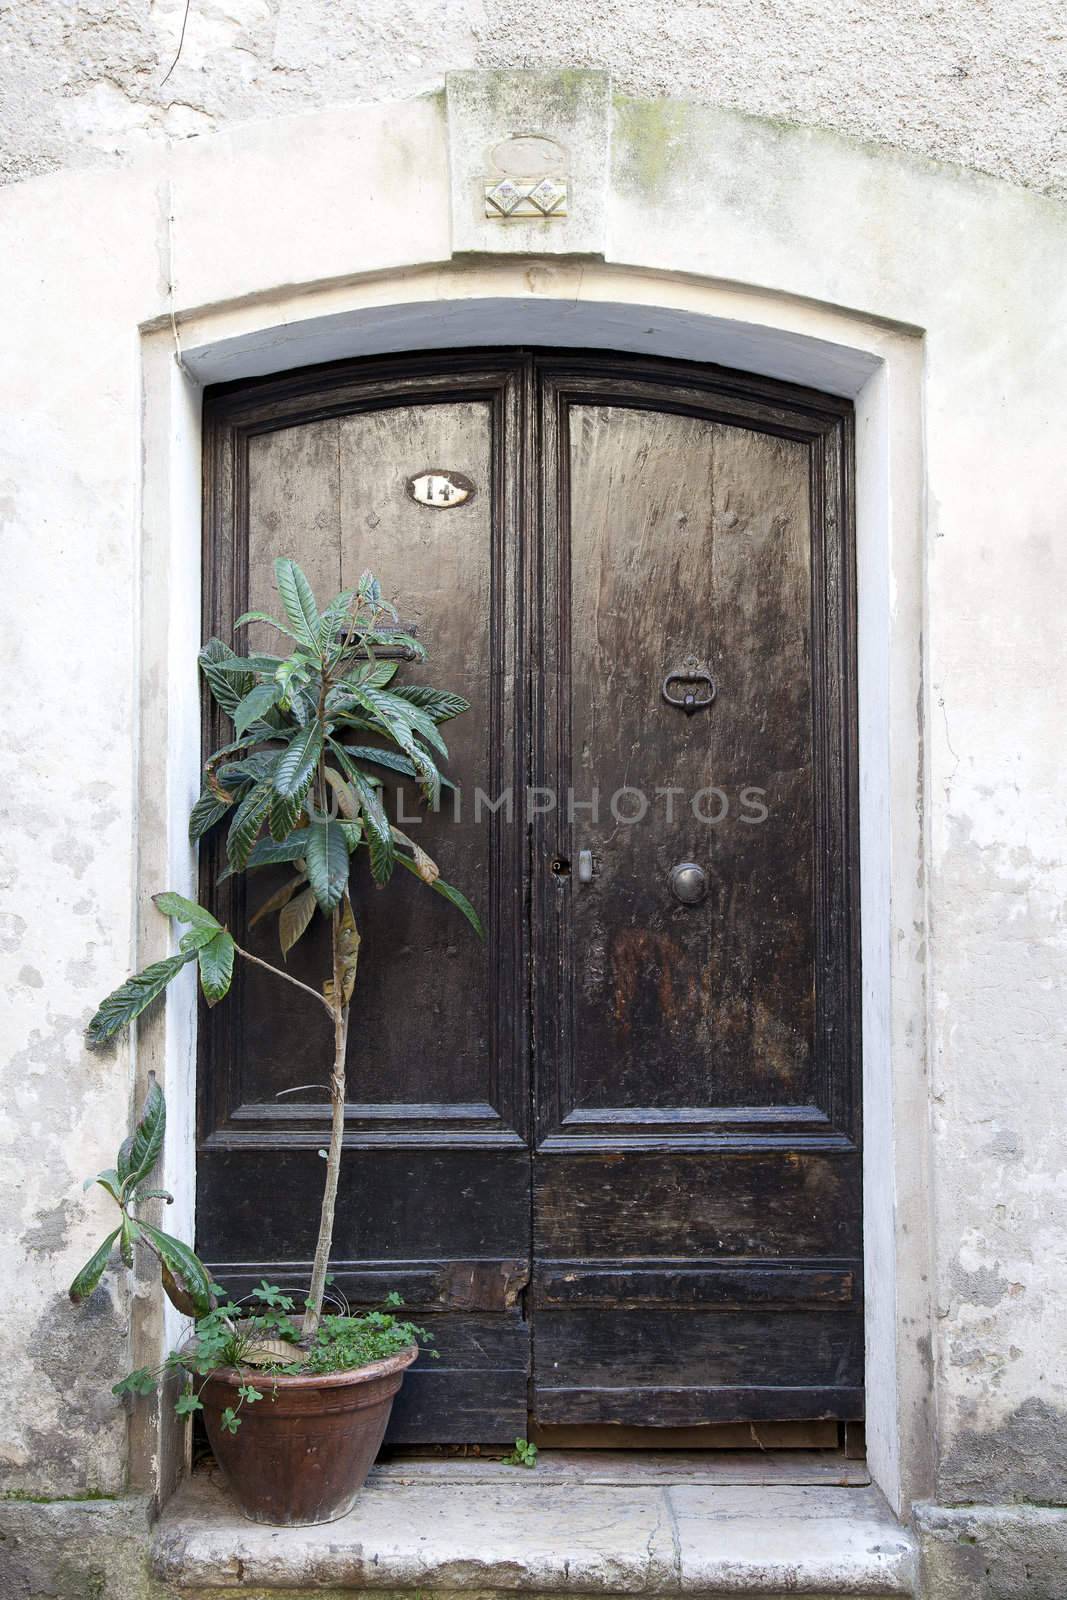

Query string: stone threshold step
152 1460 917 1595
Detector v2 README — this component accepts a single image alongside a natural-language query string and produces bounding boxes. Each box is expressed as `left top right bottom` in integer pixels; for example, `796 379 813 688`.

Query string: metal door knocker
662 655 716 714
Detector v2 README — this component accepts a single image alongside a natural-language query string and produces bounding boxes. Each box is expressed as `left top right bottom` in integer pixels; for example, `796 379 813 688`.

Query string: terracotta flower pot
199 1344 418 1526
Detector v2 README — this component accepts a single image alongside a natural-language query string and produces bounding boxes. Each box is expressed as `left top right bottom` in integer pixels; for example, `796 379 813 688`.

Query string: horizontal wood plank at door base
534 1261 859 1309
534 1387 867 1427
528 1420 843 1450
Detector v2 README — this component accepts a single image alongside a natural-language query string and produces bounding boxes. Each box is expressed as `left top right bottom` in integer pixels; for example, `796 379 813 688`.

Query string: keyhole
550 856 571 877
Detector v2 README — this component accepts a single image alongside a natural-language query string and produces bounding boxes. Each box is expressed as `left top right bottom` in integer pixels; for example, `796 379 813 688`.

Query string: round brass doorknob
669 862 707 905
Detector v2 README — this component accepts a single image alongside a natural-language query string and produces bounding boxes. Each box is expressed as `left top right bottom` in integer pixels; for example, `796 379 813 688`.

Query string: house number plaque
407 470 475 509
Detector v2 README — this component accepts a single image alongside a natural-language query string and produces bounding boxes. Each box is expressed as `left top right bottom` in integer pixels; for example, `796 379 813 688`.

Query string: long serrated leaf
335 710 442 810
138 1222 215 1317
279 884 318 956
69 1229 120 1302
152 892 220 930
120 1214 139 1269
339 820 363 852
233 682 281 736
330 742 394 882
245 829 311 869
233 608 299 641
269 767 311 841
304 819 350 913
394 855 484 939
248 873 306 929
390 685 470 722
197 931 235 1006
179 924 219 955
87 952 195 1048
199 639 253 716
318 588 357 657
329 741 456 791
353 685 448 757
189 790 232 843
343 659 398 690
274 557 321 651
203 653 286 676
226 783 273 871
273 723 322 798
124 1073 166 1188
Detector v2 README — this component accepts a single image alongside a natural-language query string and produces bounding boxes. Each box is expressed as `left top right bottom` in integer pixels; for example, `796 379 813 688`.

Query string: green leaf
274 557 322 651
342 658 398 690
304 819 350 914
339 820 363 852
390 685 471 723
273 723 323 799
279 885 318 956
330 743 394 882
139 1222 215 1318
112 1367 157 1398
179 923 222 955
203 652 286 676
199 639 253 716
226 783 273 872
174 1392 204 1417
119 1214 140 1268
92 1168 122 1202
331 742 456 792
197 931 235 1006
152 893 220 930
233 608 299 641
395 856 484 939
268 768 312 841
87 952 195 1048
233 682 281 737
244 829 311 869
189 789 233 843
354 685 448 757
69 1229 120 1302
123 1073 166 1188
318 588 357 657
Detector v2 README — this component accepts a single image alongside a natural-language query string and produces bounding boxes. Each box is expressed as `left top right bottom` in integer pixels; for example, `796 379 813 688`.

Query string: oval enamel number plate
407 470 475 509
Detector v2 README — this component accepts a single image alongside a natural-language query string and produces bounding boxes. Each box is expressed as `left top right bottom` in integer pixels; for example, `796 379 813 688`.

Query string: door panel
199 352 859 1442
199 367 529 1441
532 365 860 1428
566 405 815 1111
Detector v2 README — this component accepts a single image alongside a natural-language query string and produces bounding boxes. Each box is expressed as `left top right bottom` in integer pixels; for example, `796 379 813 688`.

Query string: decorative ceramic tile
484 176 569 219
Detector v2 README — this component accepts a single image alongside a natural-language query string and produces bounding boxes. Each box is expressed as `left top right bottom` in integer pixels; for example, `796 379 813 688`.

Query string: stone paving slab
152 1464 916 1594
373 1450 871 1487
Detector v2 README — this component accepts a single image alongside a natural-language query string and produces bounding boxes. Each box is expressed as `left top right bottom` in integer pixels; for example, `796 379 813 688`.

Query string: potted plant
71 559 482 1525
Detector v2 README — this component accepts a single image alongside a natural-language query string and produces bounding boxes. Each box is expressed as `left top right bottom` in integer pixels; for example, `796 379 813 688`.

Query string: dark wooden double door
198 351 862 1441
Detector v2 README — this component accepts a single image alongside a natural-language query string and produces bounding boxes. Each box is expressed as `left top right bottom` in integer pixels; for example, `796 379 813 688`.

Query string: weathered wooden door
199 352 860 1441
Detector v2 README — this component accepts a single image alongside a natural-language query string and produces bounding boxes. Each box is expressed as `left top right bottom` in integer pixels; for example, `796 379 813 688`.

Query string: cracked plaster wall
2 0 1066 198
